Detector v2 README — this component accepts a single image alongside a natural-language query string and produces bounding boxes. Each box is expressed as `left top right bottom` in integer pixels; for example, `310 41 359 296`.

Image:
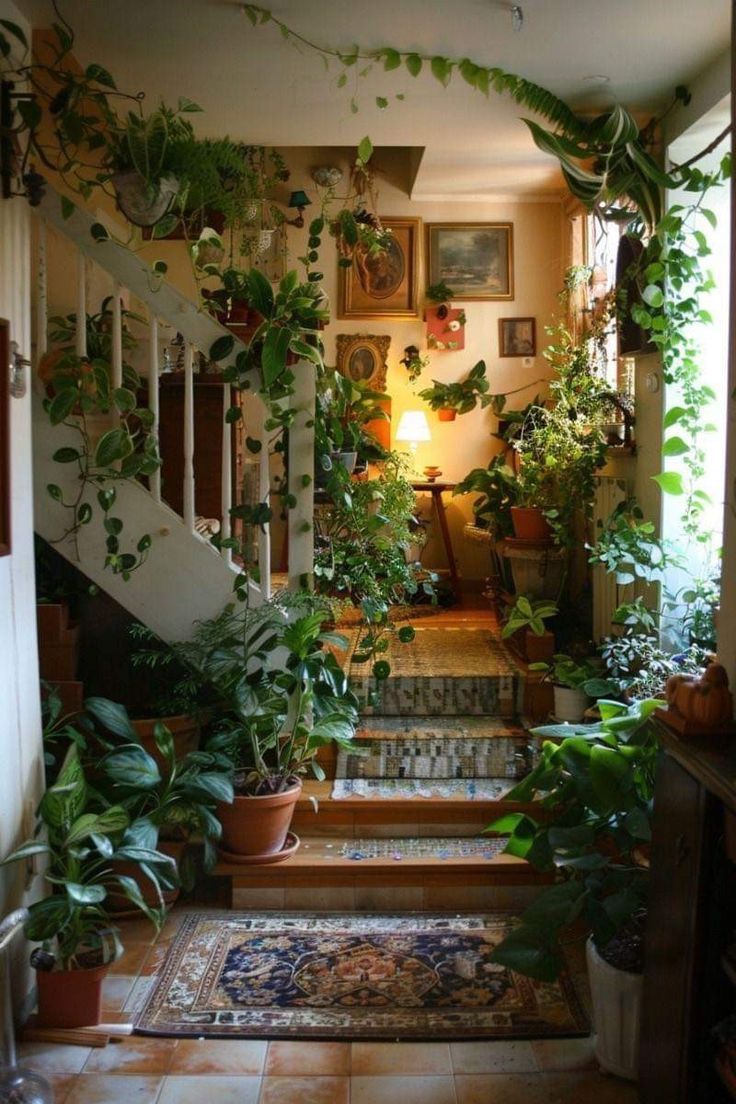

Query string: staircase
31 187 314 640
220 618 552 911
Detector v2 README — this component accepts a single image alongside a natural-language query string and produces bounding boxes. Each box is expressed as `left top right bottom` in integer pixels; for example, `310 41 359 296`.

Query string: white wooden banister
287 365 315 589
257 391 272 599
75 251 86 358
220 385 232 565
183 342 196 535
148 314 161 503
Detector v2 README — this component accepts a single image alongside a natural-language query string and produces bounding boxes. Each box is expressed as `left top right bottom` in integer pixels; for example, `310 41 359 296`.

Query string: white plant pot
586 937 643 1081
553 684 591 723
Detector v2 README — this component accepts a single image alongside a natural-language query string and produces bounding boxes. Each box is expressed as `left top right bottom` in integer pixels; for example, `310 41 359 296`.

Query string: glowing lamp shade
395 410 431 447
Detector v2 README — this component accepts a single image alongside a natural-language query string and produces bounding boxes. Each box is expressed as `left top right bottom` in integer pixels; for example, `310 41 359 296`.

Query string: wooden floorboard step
218 834 552 911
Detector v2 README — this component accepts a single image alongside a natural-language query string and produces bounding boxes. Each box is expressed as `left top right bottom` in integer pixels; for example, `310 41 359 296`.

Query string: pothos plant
43 301 161 578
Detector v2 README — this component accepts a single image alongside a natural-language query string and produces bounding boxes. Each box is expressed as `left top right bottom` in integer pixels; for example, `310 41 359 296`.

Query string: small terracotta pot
36 964 107 1028
510 506 552 541
437 408 457 422
217 781 302 861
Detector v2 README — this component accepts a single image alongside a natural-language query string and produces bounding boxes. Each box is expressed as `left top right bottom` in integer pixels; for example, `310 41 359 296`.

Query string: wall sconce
285 189 311 228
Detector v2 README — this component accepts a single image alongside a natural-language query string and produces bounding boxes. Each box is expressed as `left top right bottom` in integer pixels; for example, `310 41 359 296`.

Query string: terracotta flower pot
36 964 107 1028
217 781 302 862
438 408 457 422
510 506 553 542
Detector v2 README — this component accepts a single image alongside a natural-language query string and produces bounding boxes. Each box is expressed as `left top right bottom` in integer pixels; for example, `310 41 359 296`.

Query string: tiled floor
16 909 640 1104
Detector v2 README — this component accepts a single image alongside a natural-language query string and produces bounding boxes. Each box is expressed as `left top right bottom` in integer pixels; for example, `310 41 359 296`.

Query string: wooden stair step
217 834 552 910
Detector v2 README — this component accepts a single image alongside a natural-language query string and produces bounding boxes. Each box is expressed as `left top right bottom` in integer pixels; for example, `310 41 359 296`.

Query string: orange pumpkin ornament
665 662 733 728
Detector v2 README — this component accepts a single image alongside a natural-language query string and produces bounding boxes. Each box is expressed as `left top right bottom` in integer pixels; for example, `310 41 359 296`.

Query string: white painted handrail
148 313 161 503
221 384 232 565
183 342 196 535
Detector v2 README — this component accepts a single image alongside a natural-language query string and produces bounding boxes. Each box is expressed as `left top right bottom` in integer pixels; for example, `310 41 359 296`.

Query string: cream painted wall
0 0 45 1014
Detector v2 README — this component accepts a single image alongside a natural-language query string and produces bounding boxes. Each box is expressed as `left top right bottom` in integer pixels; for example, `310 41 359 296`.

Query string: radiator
592 477 628 642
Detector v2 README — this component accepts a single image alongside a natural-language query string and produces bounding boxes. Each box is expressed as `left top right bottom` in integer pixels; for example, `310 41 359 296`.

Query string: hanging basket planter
111 171 179 228
437 408 457 422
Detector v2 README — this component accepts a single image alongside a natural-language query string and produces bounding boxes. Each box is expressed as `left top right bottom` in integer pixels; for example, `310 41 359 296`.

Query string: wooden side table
411 480 459 597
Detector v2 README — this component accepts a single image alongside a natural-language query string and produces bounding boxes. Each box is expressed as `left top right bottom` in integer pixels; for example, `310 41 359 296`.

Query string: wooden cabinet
640 733 735 1102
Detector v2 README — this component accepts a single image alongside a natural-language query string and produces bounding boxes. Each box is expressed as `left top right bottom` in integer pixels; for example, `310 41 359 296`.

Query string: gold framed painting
426 222 514 300
338 217 420 319
335 334 391 392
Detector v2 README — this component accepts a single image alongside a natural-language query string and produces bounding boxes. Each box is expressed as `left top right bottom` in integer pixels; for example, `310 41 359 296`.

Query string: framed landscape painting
426 222 514 300
338 217 420 320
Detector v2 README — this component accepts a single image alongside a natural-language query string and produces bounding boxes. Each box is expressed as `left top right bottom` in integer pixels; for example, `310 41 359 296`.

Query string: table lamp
395 409 431 474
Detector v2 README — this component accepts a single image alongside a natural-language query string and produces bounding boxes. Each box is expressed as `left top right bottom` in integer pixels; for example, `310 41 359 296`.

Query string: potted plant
1 746 172 1027
454 455 519 539
166 598 359 862
487 697 660 1080
418 360 491 420
529 653 616 722
314 368 389 485
501 594 557 664
95 717 234 906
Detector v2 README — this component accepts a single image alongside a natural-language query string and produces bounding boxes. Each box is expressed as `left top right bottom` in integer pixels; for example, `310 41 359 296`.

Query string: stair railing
34 188 316 606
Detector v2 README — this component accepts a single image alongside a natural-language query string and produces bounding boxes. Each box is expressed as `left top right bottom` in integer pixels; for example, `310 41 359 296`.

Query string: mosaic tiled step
342 627 521 717
336 836 509 859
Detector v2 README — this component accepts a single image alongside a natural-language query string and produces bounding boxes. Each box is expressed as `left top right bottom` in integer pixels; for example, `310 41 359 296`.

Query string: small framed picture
338 217 420 319
426 222 513 300
498 316 536 357
336 334 391 392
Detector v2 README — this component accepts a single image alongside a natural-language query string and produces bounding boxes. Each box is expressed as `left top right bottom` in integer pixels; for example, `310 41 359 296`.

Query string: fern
489 69 586 137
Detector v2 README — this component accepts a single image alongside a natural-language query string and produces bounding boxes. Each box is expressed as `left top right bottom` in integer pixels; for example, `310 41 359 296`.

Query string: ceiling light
582 75 611 85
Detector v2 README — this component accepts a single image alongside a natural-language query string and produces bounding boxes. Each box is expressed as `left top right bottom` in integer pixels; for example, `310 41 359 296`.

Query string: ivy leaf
0 19 28 50
209 334 235 362
642 284 664 308
376 97 389 109
661 435 689 457
90 222 110 243
17 98 41 130
405 53 422 77
380 47 401 71
336 72 347 88
60 195 75 221
430 56 452 86
663 405 687 429
357 136 373 164
652 471 685 496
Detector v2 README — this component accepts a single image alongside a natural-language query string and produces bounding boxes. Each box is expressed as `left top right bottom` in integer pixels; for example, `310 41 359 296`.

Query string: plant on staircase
501 595 558 640
42 301 162 579
487 697 659 980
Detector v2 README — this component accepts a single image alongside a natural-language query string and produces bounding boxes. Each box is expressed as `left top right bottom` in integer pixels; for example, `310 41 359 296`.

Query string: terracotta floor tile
351 1075 456 1104
101 973 137 1011
16 1042 92 1073
455 1073 550 1104
259 1075 349 1104
44 1072 77 1102
531 1037 597 1072
265 1041 350 1076
351 1041 452 1075
113 916 160 944
82 1036 176 1073
543 1072 640 1103
158 1074 261 1103
108 942 151 975
63 1073 163 1103
450 1041 538 1074
171 1038 267 1075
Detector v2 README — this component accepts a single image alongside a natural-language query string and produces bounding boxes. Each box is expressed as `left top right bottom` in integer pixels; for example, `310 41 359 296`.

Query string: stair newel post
183 341 196 534
36 216 47 366
148 314 161 503
257 392 271 599
287 360 315 591
111 282 123 398
220 382 232 565
75 251 87 359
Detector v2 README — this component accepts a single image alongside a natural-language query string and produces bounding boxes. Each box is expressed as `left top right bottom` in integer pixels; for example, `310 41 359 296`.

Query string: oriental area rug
135 912 589 1041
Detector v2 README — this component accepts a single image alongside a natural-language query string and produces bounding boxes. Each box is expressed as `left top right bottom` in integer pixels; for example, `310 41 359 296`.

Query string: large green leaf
66 882 106 904
101 747 161 789
84 697 137 739
261 326 292 388
490 926 563 982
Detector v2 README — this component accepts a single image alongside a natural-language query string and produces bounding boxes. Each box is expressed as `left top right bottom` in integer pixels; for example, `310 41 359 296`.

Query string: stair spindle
183 342 196 534
287 362 315 590
220 385 232 564
258 394 271 599
75 251 87 358
36 218 47 365
111 283 123 394
148 314 161 503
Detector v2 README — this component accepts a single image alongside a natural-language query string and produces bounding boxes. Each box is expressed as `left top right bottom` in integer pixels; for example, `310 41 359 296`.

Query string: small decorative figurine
657 661 735 738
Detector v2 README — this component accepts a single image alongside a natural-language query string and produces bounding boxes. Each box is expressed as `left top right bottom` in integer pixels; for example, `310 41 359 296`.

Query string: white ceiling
18 0 732 198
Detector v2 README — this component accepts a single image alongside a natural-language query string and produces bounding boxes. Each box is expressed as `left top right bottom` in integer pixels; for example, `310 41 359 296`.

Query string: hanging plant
400 345 428 382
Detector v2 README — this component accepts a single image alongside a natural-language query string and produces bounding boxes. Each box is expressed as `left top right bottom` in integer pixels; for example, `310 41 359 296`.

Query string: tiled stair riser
353 674 519 717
